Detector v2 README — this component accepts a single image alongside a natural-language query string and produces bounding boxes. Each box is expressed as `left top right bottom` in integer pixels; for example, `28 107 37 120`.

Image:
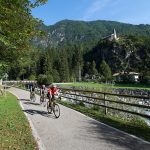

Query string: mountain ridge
33 19 150 49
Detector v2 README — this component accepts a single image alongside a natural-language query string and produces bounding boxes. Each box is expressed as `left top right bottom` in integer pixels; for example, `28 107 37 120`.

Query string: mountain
84 35 150 74
33 19 150 49
9 20 150 82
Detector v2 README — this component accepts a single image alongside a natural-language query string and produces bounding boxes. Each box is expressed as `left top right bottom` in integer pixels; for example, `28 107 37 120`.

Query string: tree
0 0 47 63
37 74 52 85
99 60 112 82
72 45 83 81
83 62 92 76
58 50 69 82
0 64 7 79
91 60 98 75
37 52 47 75
52 69 60 82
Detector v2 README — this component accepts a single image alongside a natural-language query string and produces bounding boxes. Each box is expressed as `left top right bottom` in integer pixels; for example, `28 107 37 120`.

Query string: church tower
113 28 117 40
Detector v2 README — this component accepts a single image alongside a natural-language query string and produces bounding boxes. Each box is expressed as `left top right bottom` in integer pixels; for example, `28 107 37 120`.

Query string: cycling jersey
30 86 35 92
41 87 46 94
48 87 58 95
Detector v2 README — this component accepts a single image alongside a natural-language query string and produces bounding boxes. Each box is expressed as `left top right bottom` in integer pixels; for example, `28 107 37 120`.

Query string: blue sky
31 0 150 25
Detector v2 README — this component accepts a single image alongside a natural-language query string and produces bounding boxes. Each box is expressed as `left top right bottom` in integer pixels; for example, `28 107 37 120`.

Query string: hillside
33 19 150 49
8 20 150 83
84 35 150 74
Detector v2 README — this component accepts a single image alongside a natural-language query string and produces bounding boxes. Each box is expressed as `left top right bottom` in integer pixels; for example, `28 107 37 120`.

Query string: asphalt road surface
9 87 150 150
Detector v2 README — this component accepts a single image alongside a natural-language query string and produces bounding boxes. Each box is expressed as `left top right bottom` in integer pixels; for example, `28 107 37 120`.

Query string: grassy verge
0 93 37 150
59 100 150 142
59 82 150 90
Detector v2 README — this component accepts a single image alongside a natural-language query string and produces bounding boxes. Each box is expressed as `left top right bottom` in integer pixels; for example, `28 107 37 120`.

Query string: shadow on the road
23 109 56 119
78 119 150 150
23 101 40 106
18 98 30 102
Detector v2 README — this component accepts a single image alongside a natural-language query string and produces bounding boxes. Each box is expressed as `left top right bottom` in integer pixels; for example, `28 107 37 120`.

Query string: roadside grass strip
60 82 150 90
59 101 150 142
0 93 37 150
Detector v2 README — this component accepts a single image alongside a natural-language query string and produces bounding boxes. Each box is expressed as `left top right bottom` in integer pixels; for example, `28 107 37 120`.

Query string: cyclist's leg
40 93 43 102
43 93 45 101
47 94 52 113
33 91 36 101
49 97 52 107
51 95 55 107
40 94 42 103
30 91 32 99
47 93 52 106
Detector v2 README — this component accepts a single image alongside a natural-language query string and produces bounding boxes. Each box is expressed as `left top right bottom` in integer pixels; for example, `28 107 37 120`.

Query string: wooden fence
60 88 150 119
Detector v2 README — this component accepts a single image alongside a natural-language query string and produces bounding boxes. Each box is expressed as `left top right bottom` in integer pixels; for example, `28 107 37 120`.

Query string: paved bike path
9 87 150 150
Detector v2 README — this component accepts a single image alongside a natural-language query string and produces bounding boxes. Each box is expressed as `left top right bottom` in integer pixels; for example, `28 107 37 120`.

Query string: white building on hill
102 29 119 41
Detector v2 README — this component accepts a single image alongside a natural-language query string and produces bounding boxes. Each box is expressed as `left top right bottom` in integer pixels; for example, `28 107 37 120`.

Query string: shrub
37 74 53 85
28 75 36 80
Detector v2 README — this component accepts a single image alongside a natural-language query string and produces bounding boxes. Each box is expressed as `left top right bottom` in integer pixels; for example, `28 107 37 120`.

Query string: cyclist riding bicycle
30 83 36 100
47 84 59 106
40 84 46 102
47 84 60 118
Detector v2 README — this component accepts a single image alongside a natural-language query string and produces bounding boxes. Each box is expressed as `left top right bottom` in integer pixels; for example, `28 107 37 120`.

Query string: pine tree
73 45 83 81
99 60 112 82
58 50 69 82
91 60 98 75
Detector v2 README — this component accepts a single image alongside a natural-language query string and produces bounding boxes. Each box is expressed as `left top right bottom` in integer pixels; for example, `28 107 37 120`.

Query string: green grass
0 93 37 150
59 100 150 142
59 82 150 90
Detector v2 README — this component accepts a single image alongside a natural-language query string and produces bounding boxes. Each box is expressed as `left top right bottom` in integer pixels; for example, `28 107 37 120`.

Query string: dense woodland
0 1 150 85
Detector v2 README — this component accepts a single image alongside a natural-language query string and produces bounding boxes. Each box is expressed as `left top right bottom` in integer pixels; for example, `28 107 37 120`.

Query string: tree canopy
0 0 47 63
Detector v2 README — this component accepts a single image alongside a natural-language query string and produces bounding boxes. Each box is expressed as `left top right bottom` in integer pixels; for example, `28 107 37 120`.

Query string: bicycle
47 96 60 118
40 93 46 107
30 92 36 102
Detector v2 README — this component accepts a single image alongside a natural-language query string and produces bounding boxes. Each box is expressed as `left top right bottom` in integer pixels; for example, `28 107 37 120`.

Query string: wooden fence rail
60 88 150 119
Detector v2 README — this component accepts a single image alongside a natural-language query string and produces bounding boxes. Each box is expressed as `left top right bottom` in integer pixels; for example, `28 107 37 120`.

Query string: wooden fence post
104 93 107 115
75 90 77 104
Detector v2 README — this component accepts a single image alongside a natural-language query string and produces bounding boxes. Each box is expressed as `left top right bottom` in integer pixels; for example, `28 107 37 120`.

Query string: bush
46 75 53 85
140 75 150 84
78 102 85 107
37 74 47 85
37 74 53 85
92 105 100 111
28 75 36 80
16 77 20 81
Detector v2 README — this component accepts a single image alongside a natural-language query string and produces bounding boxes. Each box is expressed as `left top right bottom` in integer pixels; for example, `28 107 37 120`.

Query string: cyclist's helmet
42 84 45 88
51 83 56 87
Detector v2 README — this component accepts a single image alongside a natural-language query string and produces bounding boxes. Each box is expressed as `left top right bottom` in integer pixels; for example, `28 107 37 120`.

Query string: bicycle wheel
40 96 43 104
32 95 36 102
47 101 52 113
53 103 60 118
40 96 45 106
43 98 46 107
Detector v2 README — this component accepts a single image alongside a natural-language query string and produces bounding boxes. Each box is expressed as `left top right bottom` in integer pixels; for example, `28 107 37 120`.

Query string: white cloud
82 0 112 20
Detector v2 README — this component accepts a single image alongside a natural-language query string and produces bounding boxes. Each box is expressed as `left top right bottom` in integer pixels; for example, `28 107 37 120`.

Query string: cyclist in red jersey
47 84 59 104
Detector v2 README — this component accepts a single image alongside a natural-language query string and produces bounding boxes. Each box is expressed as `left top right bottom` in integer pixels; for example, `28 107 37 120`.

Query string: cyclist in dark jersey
30 83 35 99
40 84 46 95
40 84 46 102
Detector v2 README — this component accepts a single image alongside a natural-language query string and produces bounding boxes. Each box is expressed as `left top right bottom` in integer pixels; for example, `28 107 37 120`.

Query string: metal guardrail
60 88 150 119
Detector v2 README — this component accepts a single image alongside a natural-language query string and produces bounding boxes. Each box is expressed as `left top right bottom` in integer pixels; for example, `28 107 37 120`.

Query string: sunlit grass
0 93 37 149
59 82 150 90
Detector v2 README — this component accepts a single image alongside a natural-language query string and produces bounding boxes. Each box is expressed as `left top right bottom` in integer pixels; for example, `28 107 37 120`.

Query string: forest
0 1 150 85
